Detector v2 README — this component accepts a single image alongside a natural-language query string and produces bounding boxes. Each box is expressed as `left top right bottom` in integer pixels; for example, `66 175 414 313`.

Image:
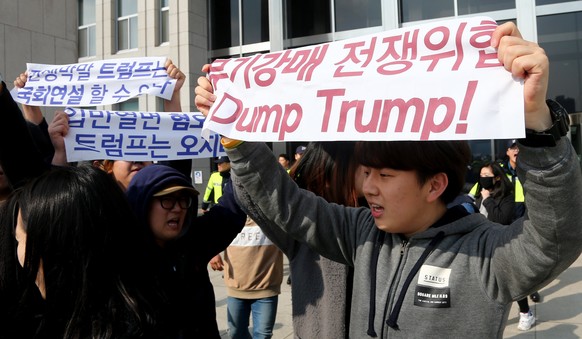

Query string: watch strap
519 99 570 148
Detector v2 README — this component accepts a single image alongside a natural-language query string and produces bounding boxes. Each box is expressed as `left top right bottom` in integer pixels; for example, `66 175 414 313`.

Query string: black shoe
530 292 541 303
286 276 291 285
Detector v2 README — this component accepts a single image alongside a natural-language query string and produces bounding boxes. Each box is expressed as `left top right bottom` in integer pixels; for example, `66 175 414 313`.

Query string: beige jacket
223 217 284 299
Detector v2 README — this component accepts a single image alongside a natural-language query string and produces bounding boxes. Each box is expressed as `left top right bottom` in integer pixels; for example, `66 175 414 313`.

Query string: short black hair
356 141 471 204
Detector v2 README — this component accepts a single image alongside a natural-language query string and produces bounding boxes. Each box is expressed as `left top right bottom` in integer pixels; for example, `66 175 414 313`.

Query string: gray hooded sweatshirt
226 139 582 339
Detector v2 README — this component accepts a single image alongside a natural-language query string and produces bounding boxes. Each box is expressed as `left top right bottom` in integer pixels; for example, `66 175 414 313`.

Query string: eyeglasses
157 196 192 210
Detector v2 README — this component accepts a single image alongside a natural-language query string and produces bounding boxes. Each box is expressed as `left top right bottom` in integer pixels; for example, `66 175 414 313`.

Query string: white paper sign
203 16 524 142
12 57 176 106
63 108 226 161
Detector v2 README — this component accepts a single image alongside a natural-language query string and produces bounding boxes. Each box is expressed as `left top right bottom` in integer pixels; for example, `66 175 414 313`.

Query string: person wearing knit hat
126 164 246 338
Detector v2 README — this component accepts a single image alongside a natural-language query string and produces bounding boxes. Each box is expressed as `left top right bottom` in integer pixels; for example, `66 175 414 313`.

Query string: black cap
295 145 307 154
214 156 230 164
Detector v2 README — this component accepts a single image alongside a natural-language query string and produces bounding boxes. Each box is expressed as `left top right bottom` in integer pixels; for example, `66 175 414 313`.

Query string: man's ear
427 172 448 203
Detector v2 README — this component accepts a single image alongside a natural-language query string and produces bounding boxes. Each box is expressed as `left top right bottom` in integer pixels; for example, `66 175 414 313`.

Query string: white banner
203 16 525 142
64 108 225 161
12 57 176 106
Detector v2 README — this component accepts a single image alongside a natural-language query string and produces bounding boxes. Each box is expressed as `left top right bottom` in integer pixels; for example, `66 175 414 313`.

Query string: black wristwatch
519 99 570 147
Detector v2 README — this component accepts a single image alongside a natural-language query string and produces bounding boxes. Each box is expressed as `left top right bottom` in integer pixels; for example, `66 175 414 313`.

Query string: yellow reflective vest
203 171 224 205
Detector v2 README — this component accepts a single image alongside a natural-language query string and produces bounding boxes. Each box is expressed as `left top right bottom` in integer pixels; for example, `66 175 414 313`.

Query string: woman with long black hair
0 166 162 339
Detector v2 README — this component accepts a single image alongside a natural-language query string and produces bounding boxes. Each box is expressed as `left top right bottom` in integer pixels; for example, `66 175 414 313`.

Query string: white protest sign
63 108 225 161
202 16 524 142
12 57 176 106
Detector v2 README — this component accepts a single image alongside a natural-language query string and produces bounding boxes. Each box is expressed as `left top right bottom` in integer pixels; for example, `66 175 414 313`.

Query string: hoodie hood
126 165 199 234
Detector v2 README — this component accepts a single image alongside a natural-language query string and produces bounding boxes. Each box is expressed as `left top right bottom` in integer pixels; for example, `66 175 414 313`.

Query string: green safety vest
203 171 224 203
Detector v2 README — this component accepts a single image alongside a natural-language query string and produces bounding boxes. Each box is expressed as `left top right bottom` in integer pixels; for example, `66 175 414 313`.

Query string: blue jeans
227 295 278 339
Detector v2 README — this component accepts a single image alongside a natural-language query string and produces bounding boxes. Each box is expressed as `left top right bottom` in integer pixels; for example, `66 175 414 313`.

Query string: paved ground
210 253 582 338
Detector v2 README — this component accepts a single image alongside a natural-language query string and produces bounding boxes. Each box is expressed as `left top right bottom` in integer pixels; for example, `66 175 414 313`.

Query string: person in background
210 216 283 339
501 140 525 220
278 154 290 171
126 164 246 338
202 156 232 212
473 162 536 331
474 162 515 225
294 145 306 162
228 141 364 339
96 159 152 190
0 166 162 339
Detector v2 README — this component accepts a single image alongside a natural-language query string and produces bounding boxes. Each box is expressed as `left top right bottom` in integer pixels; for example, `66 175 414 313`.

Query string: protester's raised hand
164 59 186 112
13 72 28 89
49 111 70 165
194 64 215 117
165 58 186 93
13 71 44 124
491 22 551 132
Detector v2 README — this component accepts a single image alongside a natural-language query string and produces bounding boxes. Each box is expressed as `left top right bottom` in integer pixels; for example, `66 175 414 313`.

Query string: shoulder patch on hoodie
414 265 451 308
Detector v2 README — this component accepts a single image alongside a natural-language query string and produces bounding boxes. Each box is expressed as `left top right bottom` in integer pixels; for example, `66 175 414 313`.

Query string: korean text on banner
63 108 226 162
12 57 176 107
202 16 524 142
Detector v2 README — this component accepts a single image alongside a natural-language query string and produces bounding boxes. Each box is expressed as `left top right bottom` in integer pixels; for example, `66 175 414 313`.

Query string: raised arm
0 79 50 188
13 72 44 125
484 22 582 297
163 58 186 113
48 111 70 166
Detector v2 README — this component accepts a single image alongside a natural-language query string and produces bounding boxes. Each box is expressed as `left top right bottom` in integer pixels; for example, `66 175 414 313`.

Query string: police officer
201 156 231 212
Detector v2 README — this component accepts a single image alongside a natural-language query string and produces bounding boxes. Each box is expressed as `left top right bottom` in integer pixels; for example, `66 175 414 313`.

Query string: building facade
0 0 78 117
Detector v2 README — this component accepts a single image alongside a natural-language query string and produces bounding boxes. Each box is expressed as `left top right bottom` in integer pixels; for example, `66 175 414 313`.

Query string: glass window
117 98 139 111
334 0 381 32
242 0 269 44
210 0 240 49
78 0 96 57
79 0 96 26
119 0 137 17
457 0 514 15
160 0 169 44
400 0 453 23
117 0 138 51
537 12 582 113
285 0 331 39
537 0 572 5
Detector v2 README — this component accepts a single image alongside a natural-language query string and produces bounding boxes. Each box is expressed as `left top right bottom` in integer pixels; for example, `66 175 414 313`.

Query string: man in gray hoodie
195 22 582 338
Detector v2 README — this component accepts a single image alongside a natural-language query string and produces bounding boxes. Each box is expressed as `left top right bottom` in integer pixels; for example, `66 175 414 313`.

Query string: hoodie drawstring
385 231 445 330
366 231 385 337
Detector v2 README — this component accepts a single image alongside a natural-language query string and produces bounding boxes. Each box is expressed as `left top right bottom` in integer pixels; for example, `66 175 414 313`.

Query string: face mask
479 177 495 190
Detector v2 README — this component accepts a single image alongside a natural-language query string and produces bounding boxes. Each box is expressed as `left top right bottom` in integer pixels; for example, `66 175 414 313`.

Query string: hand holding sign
491 23 551 132
194 63 215 116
